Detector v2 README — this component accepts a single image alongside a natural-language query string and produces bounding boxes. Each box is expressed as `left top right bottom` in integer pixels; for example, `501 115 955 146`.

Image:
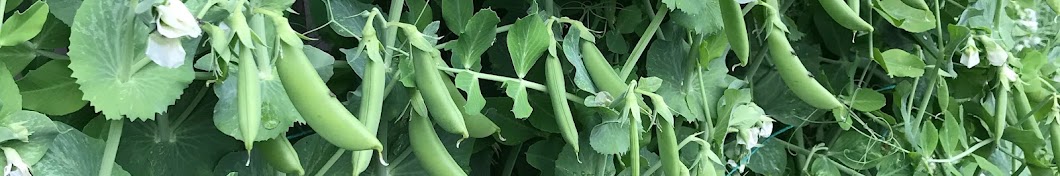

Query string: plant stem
617 8 667 81
435 66 586 103
130 56 153 77
36 50 70 60
381 0 406 65
925 139 993 163
315 149 346 176
99 120 124 176
772 139 866 176
435 24 512 49
194 72 214 80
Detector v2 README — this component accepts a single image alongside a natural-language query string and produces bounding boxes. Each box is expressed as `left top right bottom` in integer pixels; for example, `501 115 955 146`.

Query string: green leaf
455 71 485 115
556 134 617 175
83 84 241 175
877 49 926 78
0 110 60 166
747 140 788 175
46 0 80 25
830 131 886 170
939 110 964 153
728 104 765 129
506 13 550 78
648 34 734 123
483 98 544 145
211 150 279 175
289 134 354 175
849 88 885 111
323 0 377 38
526 138 564 174
16 60 87 115
213 65 306 141
661 0 707 15
452 9 499 70
0 63 20 117
754 70 825 127
0 41 36 75
68 0 195 120
614 5 644 34
973 155 1004 176
0 1 50 46
440 0 472 34
809 159 841 176
876 154 912 175
505 80 533 119
30 15 71 49
670 1 724 35
636 77 663 93
254 0 293 12
404 0 433 30
561 27 597 93
31 123 131 176
302 46 337 81
589 121 630 155
872 0 937 32
919 121 938 157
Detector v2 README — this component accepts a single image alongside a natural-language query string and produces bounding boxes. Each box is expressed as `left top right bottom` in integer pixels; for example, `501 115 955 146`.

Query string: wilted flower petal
1002 66 1017 82
155 0 201 38
147 33 186 68
960 38 980 68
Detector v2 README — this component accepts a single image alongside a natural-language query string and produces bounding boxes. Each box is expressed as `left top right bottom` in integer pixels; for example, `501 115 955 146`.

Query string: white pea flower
960 38 980 68
147 33 186 68
727 160 746 173
984 43 1007 66
155 0 201 38
1001 65 1017 82
2 148 29 176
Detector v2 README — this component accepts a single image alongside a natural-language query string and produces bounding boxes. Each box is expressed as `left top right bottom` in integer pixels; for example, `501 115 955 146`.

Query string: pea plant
0 0 1058 174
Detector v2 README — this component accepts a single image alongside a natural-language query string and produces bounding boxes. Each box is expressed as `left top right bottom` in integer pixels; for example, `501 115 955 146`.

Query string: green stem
171 84 210 130
194 72 214 80
772 139 866 176
98 120 124 176
435 66 585 102
925 139 993 162
314 149 346 176
129 57 153 77
381 0 406 64
36 50 70 60
618 8 668 81
991 0 1003 30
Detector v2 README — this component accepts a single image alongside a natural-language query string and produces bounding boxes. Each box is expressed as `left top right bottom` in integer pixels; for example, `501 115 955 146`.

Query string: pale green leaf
16 60 87 115
31 123 131 176
505 80 532 119
557 134 617 176
809 159 841 176
213 65 306 141
831 131 886 170
589 121 629 155
506 13 550 78
670 1 724 35
873 0 937 32
452 9 499 70
455 71 485 115
302 46 337 81
0 63 20 117
562 27 596 93
850 88 885 111
45 0 80 25
0 39 36 75
0 1 50 46
440 0 472 34
323 0 377 38
661 0 707 15
67 0 195 120
920 121 938 157
879 49 925 78
636 77 663 93
0 110 60 166
973 155 1004 176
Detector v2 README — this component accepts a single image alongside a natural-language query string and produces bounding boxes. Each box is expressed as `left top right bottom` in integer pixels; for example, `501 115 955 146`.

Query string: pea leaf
452 9 499 70
876 49 925 78
0 1 50 46
505 80 533 119
831 131 886 170
440 0 472 34
849 88 885 111
0 63 20 117
809 159 840 176
16 60 87 116
0 41 36 75
556 134 617 175
671 1 724 35
973 155 1004 176
507 13 550 78
919 121 939 157
213 65 306 141
45 0 80 25
31 123 131 176
661 0 707 15
323 0 379 38
589 121 630 155
872 0 936 32
455 71 486 115
68 0 195 120
561 27 597 93
526 138 564 174
747 140 788 175
0 110 60 166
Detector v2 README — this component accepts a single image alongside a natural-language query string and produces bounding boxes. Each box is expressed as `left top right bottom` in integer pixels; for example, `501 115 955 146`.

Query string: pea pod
657 118 688 176
719 0 749 65
1049 0 1060 14
440 73 500 138
258 135 304 175
276 42 382 152
848 0 861 16
410 91 469 176
237 47 261 151
351 13 388 175
992 68 1010 142
1049 97 1060 169
412 48 469 138
818 0 873 32
545 55 579 152
765 10 843 110
580 40 627 97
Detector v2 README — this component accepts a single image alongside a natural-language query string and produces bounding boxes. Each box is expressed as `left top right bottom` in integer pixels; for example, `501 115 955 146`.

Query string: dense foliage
0 0 1058 175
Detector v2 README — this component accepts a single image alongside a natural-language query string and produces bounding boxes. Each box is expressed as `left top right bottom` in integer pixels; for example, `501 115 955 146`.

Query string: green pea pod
258 135 304 175
409 91 469 176
412 48 469 138
657 118 688 176
237 47 261 151
848 0 861 16
765 14 843 110
545 55 579 153
1049 0 1060 14
992 69 1010 143
580 41 627 97
719 0 749 65
1049 97 1060 169
901 0 930 10
818 0 873 32
351 14 388 175
276 42 382 152
439 73 500 138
